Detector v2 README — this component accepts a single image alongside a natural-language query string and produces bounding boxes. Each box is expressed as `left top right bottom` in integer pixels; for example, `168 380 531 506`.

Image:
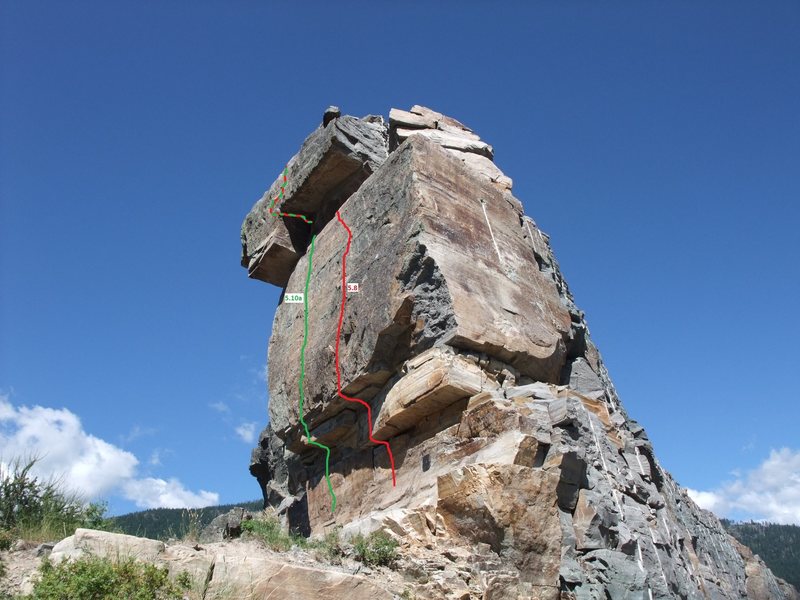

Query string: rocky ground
0 531 387 599
4 522 796 600
0 540 43 598
0 522 503 600
0 529 800 600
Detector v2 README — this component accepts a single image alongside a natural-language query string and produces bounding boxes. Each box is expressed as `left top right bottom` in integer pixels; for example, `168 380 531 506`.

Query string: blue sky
1 2 798 520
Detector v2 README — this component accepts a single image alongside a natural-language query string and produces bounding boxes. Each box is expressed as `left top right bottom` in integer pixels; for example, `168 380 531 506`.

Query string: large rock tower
240 106 794 599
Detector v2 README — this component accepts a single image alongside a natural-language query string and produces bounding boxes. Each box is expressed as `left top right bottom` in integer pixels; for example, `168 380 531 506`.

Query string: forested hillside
110 500 262 540
722 520 800 589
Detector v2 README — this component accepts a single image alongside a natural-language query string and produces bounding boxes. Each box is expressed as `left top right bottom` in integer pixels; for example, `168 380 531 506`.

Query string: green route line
267 166 314 224
298 234 337 512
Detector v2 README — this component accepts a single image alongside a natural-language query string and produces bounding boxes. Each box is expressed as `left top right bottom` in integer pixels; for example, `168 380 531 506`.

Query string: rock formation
34 528 396 599
241 106 796 599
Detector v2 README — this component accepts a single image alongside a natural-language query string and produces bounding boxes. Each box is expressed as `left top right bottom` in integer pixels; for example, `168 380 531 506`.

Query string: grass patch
21 555 191 600
351 530 399 567
241 514 307 552
241 515 347 563
0 457 115 545
241 515 397 568
179 508 203 543
311 526 344 562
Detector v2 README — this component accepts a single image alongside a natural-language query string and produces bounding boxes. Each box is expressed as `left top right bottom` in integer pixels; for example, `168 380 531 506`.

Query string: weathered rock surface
43 529 396 600
241 106 797 599
390 105 512 190
241 112 388 286
199 506 254 542
266 133 570 450
51 528 166 563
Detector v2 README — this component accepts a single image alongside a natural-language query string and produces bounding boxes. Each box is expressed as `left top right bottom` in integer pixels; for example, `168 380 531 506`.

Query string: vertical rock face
241 107 795 599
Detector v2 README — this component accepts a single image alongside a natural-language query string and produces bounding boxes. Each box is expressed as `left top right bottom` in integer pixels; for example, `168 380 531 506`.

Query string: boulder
200 507 253 542
50 528 165 564
322 105 341 126
204 544 392 600
394 127 494 159
241 113 388 286
372 347 488 439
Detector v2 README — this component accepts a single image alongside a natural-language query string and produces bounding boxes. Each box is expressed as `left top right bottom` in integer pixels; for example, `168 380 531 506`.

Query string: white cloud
0 394 218 509
686 489 725 513
0 396 138 498
687 447 800 524
121 424 157 444
123 478 218 509
235 422 257 444
209 401 230 413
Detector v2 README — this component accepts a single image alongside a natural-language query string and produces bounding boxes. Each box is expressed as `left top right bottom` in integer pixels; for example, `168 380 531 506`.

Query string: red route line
266 167 313 224
334 210 397 487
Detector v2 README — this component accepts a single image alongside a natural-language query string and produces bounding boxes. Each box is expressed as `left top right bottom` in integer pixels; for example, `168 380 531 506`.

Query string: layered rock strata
241 106 795 599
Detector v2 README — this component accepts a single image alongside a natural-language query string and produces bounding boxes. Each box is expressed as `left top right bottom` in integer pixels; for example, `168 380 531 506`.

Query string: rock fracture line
334 211 397 487
299 234 337 511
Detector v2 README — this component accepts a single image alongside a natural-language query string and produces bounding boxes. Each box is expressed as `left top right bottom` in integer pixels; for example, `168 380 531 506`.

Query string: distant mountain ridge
110 500 262 540
722 520 800 589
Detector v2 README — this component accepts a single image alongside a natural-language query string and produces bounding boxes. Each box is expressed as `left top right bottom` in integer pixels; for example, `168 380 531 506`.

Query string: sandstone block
389 107 435 129
206 547 391 599
506 381 556 400
408 105 474 132
446 149 513 191
395 127 494 159
241 114 388 287
243 214 299 286
50 529 166 564
310 408 357 445
459 396 522 440
513 435 547 467
437 464 562 587
548 396 570 426
372 348 486 439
